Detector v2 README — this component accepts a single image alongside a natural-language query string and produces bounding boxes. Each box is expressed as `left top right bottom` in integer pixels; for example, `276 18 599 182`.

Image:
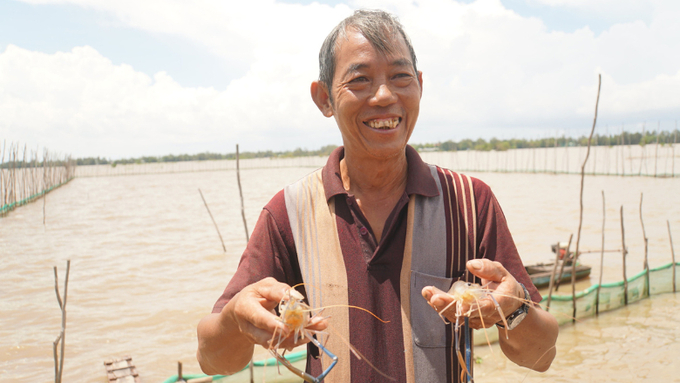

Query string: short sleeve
211 191 300 313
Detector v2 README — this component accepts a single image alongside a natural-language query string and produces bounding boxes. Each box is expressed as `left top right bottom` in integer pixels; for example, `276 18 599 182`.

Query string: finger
306 315 329 332
231 279 294 346
233 297 286 345
421 286 454 310
254 277 292 310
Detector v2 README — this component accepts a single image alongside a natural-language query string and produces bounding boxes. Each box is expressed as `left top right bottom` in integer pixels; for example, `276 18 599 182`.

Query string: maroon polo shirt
212 145 538 383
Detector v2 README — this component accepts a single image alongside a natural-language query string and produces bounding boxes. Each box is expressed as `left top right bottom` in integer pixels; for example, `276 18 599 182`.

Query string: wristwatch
496 283 530 330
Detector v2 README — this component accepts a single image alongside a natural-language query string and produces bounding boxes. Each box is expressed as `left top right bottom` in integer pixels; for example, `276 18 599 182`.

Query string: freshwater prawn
425 280 534 383
268 287 336 383
268 284 395 382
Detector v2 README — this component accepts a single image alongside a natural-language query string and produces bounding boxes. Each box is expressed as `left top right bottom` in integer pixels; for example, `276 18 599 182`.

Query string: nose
370 83 397 107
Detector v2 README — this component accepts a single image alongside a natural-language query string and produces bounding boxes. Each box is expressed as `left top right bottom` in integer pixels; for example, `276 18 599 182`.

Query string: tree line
68 129 680 167
411 129 680 152
74 144 340 166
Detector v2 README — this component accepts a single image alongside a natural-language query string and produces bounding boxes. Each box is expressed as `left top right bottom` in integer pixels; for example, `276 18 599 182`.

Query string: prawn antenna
487 295 509 340
327 326 397 381
320 305 391 323
473 296 497 348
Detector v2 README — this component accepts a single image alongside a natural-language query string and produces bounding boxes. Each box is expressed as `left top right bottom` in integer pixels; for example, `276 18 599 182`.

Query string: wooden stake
596 191 605 315
235 144 253 383
668 220 676 293
620 206 628 305
177 361 186 382
572 74 601 320
545 241 562 311
236 144 249 242
53 260 70 383
654 121 660 177
554 234 573 292
199 189 226 252
639 193 650 297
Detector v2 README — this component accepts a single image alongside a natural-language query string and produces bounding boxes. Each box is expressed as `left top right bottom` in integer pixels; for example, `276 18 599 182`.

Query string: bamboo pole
235 144 253 383
621 125 626 176
596 191 605 315
545 241 562 311
572 74 601 321
639 193 650 297
654 121 660 177
199 189 226 252
639 122 646 176
236 144 250 242
554 133 558 174
668 220 676 293
554 234 573 292
53 260 70 383
620 206 628 305
43 148 47 226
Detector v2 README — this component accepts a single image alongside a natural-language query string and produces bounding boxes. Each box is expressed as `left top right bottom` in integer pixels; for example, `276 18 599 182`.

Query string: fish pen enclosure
420 143 679 177
546 262 678 325
76 156 328 177
74 144 678 179
0 142 76 216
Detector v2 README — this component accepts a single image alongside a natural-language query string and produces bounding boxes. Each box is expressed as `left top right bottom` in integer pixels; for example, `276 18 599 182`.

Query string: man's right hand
197 277 327 375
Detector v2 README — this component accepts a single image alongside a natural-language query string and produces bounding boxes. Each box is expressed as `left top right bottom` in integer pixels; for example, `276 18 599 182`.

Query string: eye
348 76 368 83
392 72 413 86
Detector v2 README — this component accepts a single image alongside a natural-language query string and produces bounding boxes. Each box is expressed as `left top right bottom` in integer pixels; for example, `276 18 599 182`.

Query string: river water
1 156 679 382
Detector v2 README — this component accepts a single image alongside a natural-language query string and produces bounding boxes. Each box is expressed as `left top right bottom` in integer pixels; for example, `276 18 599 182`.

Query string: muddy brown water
1 157 678 382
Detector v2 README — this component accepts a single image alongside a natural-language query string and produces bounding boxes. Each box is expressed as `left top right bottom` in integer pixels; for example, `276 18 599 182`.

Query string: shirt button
359 227 368 236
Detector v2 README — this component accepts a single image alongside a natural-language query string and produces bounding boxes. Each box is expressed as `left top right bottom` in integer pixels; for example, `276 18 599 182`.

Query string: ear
310 81 334 118
417 71 424 97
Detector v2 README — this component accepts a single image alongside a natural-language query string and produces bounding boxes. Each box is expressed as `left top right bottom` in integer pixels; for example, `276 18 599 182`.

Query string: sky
1 0 679 160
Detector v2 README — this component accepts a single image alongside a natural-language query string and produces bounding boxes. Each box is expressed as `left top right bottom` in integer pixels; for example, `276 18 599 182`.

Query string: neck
340 147 408 199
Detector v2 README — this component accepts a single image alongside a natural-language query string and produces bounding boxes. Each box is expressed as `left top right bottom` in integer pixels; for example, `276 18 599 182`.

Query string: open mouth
365 117 401 130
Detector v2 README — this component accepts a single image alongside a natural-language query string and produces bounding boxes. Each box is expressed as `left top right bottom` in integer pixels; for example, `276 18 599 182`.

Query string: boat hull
526 263 591 288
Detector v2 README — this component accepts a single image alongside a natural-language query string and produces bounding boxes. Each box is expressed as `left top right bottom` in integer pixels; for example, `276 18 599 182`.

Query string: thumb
466 259 510 283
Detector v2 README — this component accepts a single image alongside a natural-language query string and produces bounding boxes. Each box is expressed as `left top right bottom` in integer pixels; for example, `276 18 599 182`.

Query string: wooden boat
525 262 591 288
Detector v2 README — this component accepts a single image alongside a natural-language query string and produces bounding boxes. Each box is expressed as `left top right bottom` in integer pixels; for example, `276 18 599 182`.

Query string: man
197 9 558 383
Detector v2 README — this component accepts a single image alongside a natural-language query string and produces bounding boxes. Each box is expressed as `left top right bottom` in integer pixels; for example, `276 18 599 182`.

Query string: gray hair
318 9 418 96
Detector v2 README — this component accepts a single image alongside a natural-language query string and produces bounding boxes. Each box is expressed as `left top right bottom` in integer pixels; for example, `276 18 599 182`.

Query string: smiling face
312 28 423 161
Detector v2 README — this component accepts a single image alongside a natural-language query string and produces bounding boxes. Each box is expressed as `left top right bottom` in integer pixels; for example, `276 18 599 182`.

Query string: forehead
334 28 412 70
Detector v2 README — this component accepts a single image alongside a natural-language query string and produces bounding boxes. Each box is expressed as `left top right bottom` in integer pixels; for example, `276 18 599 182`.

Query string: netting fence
1 142 76 216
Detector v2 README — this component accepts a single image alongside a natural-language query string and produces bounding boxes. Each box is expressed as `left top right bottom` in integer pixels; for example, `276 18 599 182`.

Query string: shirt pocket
411 270 453 348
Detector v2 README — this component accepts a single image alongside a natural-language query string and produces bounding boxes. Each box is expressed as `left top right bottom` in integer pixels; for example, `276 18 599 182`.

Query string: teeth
367 117 400 129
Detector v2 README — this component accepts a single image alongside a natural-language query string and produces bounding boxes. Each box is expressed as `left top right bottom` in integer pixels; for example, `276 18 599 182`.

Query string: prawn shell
447 280 485 303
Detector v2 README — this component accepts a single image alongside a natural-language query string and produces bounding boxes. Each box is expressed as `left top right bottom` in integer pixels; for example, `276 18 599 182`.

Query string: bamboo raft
104 356 141 383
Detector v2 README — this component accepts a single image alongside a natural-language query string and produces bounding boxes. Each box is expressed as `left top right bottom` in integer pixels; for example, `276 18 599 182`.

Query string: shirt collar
321 145 439 202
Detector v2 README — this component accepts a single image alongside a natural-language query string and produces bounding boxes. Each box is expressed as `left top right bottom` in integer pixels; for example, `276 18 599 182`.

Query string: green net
474 262 677 344
544 262 677 324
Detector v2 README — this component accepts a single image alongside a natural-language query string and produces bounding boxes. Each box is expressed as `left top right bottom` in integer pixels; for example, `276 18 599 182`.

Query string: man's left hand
421 259 526 329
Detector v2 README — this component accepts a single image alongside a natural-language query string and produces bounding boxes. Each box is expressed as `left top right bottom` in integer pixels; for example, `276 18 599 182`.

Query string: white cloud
3 0 679 157
0 44 340 158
